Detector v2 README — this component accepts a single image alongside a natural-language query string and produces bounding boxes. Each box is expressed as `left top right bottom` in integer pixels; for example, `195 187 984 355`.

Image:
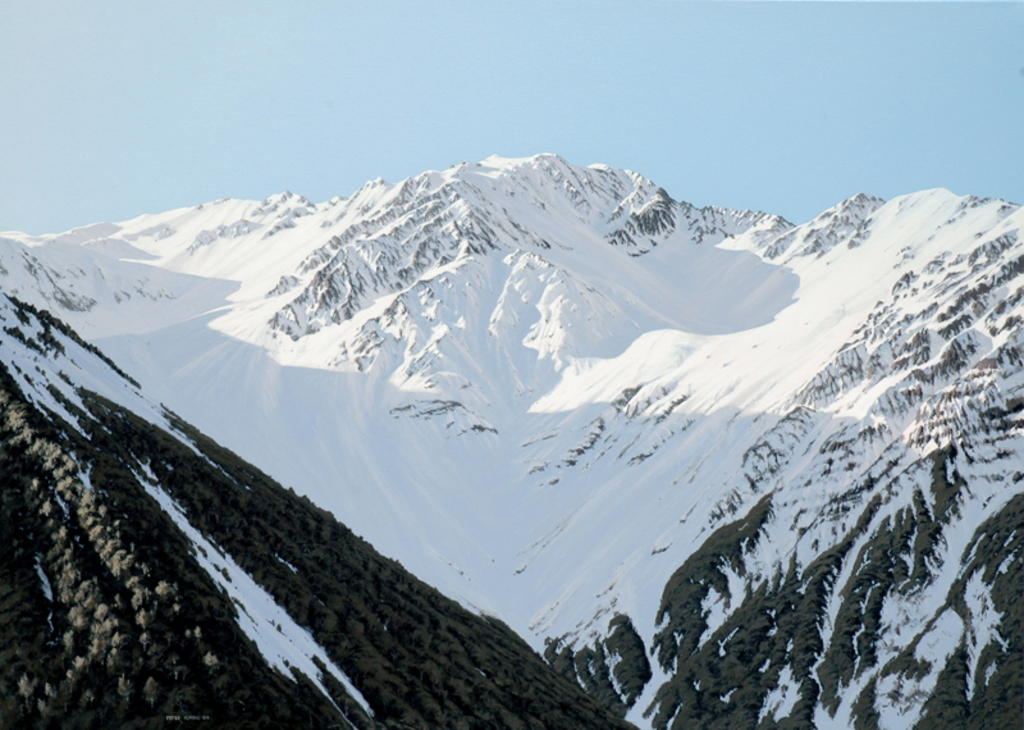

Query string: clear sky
1 1 1021 234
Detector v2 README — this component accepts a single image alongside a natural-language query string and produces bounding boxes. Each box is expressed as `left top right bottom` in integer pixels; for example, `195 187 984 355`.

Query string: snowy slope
0 294 633 729
2 155 1021 728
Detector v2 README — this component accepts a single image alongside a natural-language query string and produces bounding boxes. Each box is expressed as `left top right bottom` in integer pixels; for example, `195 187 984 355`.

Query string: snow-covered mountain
1 154 1020 728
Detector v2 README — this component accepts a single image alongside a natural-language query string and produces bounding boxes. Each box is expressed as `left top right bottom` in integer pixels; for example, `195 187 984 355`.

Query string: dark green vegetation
3 295 139 387
637 445 1022 730
544 614 652 718
0 303 636 729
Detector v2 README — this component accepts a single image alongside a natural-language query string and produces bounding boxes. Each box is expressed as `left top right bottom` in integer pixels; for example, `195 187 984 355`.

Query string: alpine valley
0 154 1020 729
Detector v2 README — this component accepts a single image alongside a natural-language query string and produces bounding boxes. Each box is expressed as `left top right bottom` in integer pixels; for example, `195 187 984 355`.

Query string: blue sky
1 1 1021 234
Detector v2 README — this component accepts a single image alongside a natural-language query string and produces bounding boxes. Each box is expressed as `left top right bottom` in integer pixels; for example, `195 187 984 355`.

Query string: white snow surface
3 154 1023 728
759 664 800 725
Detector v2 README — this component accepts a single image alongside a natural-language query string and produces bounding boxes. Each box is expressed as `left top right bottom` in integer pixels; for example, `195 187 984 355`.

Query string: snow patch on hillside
138 472 373 722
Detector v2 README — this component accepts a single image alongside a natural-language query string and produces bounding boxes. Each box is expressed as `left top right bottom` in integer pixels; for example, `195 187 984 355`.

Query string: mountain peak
479 152 569 169
758 191 885 261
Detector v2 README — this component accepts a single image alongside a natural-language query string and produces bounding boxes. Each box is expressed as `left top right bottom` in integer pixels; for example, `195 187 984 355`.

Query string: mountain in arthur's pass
0 154 1020 729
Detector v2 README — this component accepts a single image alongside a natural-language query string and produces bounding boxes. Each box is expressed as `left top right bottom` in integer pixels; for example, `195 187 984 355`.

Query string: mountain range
0 154 1020 729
